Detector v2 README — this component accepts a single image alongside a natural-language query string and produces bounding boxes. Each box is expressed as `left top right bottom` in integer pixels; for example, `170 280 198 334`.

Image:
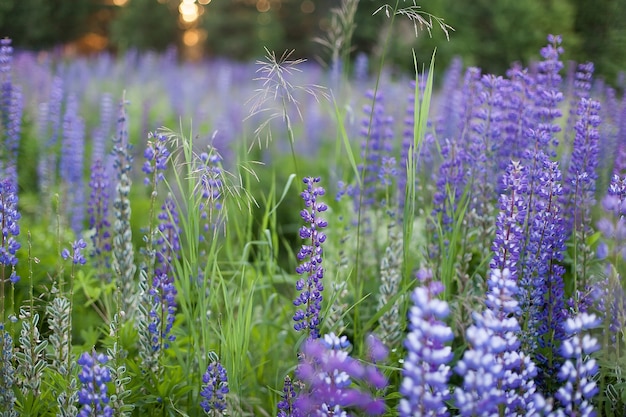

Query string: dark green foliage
109 0 179 52
0 0 96 49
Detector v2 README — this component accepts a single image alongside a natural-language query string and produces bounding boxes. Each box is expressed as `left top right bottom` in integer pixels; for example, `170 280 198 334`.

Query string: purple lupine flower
533 35 564 153
61 239 88 265
197 150 224 237
455 161 541 415
91 93 114 164
60 94 86 235
0 38 20 183
155 196 180 277
597 174 626 261
553 313 601 417
277 375 301 417
147 271 177 352
0 178 20 287
37 76 64 199
295 333 387 416
353 90 394 210
563 98 601 233
399 274 453 417
431 138 467 227
0 323 17 412
142 132 170 186
87 158 112 267
77 351 114 417
521 159 568 389
293 177 328 340
200 360 229 415
564 62 594 151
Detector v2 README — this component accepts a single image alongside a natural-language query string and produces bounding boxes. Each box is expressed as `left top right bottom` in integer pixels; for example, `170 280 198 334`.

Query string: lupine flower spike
200 359 229 416
77 350 113 417
295 333 387 416
293 177 328 339
400 270 453 417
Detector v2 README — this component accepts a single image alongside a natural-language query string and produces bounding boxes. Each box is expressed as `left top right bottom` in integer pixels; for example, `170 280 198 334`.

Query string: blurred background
1 0 625 85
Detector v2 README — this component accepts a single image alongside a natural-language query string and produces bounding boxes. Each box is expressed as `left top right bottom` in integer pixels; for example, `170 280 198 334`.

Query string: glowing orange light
256 0 270 13
198 0 211 4
113 0 128 5
183 29 200 46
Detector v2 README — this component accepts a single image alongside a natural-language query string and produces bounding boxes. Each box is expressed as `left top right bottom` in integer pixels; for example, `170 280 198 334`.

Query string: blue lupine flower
142 132 170 186
155 196 181 277
293 177 328 339
399 274 453 417
553 313 601 417
61 239 88 265
295 333 386 416
91 93 114 163
198 150 224 234
277 375 301 417
0 178 20 286
200 360 229 415
563 97 601 235
455 161 543 416
148 272 177 352
77 351 113 417
522 160 568 382
0 323 17 412
87 158 112 265
60 94 86 235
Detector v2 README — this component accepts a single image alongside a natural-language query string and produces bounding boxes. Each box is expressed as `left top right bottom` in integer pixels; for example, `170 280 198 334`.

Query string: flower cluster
293 177 328 339
0 178 20 284
77 351 113 417
295 333 387 416
277 376 300 417
399 274 453 417
554 313 601 416
200 360 229 415
142 132 170 186
87 158 112 265
61 239 88 265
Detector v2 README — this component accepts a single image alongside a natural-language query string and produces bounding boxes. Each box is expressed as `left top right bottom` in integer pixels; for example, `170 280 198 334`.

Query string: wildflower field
1 5 626 417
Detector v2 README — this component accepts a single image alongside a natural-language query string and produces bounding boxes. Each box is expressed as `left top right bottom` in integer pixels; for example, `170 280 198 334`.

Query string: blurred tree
201 1 281 59
0 0 97 49
353 0 579 79
572 0 626 85
109 0 179 52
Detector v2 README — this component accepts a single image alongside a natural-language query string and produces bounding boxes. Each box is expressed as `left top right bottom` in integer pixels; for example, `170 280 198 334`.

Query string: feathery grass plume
553 313 601 416
376 218 403 347
293 177 328 340
295 333 387 415
76 351 113 417
312 0 360 88
399 271 453 417
0 178 20 321
110 97 137 321
245 47 328 175
0 323 17 416
373 1 453 40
